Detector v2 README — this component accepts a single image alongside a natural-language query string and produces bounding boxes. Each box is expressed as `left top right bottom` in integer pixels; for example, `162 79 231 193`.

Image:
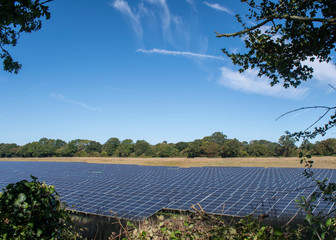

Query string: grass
1 156 336 168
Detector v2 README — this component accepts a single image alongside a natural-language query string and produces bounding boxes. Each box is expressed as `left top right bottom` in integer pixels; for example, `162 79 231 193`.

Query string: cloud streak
204 1 233 15
51 93 101 112
111 0 192 48
137 48 224 60
218 66 309 99
110 0 143 39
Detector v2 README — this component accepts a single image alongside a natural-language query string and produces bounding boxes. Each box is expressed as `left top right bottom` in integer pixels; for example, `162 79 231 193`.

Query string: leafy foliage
0 175 80 239
217 0 336 88
0 0 53 73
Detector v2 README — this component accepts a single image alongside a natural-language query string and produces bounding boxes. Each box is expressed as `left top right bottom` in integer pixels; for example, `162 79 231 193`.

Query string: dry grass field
1 156 336 169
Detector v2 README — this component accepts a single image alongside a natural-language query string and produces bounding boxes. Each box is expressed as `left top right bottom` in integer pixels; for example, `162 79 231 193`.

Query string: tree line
1 132 336 158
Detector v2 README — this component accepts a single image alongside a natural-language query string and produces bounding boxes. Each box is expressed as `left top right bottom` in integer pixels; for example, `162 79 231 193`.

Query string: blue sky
1 0 336 145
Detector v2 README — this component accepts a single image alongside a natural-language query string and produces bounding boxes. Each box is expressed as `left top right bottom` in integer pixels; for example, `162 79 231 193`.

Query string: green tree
278 135 297 157
221 138 242 158
200 141 220 158
85 141 102 154
0 176 79 239
0 143 20 157
217 0 336 88
217 0 336 138
154 142 178 157
0 0 53 74
203 132 228 146
248 139 281 157
134 140 153 157
184 140 202 158
58 139 91 157
300 139 315 154
174 141 189 152
114 139 134 157
103 137 120 156
313 138 336 156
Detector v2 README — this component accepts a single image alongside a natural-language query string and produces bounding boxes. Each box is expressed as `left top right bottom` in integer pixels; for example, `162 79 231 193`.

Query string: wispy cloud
218 66 309 99
111 0 192 48
185 0 196 11
203 1 233 15
110 0 143 39
51 93 101 112
137 48 224 60
303 59 336 86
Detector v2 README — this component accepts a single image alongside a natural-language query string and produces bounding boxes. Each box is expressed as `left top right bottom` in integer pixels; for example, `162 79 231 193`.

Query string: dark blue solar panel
1 161 336 220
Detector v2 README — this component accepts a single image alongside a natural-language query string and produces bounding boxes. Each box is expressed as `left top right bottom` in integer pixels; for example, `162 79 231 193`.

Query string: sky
1 0 336 146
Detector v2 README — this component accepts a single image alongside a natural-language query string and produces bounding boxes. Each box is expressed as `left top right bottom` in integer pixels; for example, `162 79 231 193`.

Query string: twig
275 106 333 121
304 109 331 132
328 84 336 91
216 18 272 37
283 208 302 227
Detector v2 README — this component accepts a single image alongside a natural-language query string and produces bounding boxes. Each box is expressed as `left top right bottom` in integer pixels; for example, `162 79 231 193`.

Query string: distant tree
154 142 178 158
134 140 153 157
174 141 189 152
58 139 90 157
0 143 20 157
204 132 228 146
114 139 134 157
85 141 102 154
248 143 268 157
278 135 297 157
248 140 281 157
0 0 53 73
200 141 220 158
185 140 202 158
221 139 242 158
17 144 31 157
103 137 120 156
16 138 67 157
313 138 336 156
300 139 315 154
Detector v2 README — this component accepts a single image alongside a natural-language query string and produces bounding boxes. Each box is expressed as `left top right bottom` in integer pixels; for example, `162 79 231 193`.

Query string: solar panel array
0 161 335 220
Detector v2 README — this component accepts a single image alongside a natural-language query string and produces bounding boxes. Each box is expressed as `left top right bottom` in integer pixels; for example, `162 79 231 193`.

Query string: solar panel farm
1 157 336 238
1 158 336 220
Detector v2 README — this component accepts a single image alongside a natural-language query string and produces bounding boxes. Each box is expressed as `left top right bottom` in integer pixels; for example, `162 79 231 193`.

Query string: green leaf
30 175 38 181
127 221 134 227
325 218 333 227
36 229 43 237
274 229 283 236
17 193 26 203
305 214 314 225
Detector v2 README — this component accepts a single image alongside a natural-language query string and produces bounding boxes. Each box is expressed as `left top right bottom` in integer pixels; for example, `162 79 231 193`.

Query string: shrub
0 176 80 240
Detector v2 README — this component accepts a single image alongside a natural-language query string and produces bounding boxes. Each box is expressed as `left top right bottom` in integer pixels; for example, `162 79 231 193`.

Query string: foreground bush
0 176 80 240
109 205 336 240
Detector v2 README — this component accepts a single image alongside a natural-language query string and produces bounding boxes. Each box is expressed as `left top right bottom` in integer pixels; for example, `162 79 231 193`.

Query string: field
1 156 336 168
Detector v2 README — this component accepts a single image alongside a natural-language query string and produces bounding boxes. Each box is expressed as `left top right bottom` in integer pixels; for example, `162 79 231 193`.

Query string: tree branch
304 109 331 132
275 106 336 121
216 15 336 38
280 15 336 23
216 18 272 37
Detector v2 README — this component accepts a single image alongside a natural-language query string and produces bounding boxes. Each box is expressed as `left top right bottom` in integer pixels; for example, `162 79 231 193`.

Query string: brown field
1 156 336 169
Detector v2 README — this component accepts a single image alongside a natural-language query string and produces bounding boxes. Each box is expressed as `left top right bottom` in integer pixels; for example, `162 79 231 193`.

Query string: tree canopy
217 0 336 88
0 0 52 73
217 0 336 139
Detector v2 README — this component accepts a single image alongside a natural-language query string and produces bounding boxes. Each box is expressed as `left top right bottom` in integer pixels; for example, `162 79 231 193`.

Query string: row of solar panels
0 161 335 219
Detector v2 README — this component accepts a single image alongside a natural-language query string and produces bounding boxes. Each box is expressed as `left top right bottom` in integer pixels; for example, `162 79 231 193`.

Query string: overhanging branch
216 15 336 38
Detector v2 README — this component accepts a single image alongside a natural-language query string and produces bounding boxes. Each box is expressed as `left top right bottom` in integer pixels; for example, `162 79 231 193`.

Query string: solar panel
0 161 335 220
